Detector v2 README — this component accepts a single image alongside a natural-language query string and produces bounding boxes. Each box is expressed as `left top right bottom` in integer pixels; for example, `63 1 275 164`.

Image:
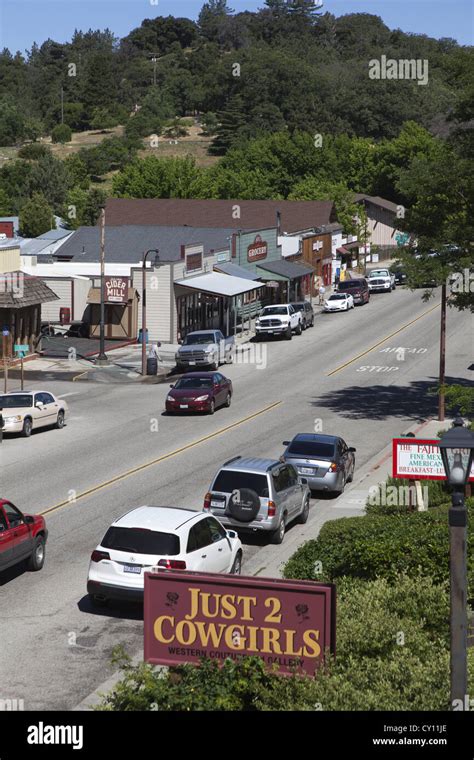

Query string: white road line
58 392 83 398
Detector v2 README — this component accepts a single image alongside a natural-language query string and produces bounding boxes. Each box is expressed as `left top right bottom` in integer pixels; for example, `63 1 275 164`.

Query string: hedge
283 501 474 595
365 475 450 516
97 575 469 711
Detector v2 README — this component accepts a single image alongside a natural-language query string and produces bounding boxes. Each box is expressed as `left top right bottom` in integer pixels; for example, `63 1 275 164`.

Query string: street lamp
439 416 474 707
141 249 160 376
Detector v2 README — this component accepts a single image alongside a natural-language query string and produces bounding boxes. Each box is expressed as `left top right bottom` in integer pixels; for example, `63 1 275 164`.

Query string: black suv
337 278 370 305
290 301 314 329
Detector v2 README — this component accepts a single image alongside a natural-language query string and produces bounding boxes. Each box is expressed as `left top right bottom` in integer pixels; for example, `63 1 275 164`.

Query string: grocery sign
247 235 268 263
144 571 335 676
393 438 474 482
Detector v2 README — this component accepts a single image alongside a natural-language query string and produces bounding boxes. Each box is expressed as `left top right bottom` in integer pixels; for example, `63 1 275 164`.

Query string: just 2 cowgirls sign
393 438 474 481
144 571 335 676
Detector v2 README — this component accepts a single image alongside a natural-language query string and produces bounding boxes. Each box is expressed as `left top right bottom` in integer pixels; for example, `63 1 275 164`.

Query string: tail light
203 492 211 511
267 500 277 517
91 550 110 563
328 462 338 473
157 559 187 570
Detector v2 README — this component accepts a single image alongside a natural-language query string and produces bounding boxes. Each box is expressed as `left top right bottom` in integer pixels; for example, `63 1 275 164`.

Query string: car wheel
56 410 65 429
27 536 45 571
209 399 215 415
271 516 286 544
285 327 292 340
347 461 355 483
310 317 315 327
231 552 242 575
335 475 346 496
295 322 302 336
298 496 310 524
225 393 232 408
211 360 219 371
22 417 32 437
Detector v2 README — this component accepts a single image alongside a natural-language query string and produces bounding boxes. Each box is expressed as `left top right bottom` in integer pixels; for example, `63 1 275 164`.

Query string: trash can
138 328 149 345
147 357 158 376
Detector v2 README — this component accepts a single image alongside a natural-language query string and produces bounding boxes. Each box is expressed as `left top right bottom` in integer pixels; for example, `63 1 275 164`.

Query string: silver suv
204 456 311 544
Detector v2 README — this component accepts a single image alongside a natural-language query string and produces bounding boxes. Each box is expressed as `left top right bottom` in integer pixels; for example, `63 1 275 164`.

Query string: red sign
104 277 128 304
144 571 335 676
393 438 474 481
248 235 268 263
0 222 14 238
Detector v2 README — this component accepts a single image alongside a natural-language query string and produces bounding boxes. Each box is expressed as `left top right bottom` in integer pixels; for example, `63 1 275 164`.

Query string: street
0 287 471 710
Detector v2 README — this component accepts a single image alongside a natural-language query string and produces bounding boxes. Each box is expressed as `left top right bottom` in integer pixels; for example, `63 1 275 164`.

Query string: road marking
40 400 282 516
57 392 82 398
72 371 89 382
327 302 440 376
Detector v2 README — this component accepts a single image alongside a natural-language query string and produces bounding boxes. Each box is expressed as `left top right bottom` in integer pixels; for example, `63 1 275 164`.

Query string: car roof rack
223 455 242 467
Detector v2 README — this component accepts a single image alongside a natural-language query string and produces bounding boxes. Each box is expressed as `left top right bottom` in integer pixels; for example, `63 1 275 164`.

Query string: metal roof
257 259 315 279
176 271 263 297
55 225 236 264
213 262 260 280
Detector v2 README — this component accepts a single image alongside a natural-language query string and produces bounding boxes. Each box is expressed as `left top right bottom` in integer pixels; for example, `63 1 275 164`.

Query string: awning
336 246 350 255
256 259 315 280
255 267 287 282
213 262 260 281
175 272 263 297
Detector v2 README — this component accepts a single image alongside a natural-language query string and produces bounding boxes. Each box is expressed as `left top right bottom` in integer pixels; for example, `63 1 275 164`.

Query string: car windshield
174 377 213 390
288 441 336 458
329 294 346 300
213 470 269 497
338 281 361 290
101 527 180 556
261 307 288 316
183 334 216 345
291 303 305 310
0 394 33 408
370 270 388 277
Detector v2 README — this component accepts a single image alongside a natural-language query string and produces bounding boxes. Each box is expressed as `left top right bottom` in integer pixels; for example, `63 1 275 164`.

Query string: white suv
368 268 396 292
87 506 242 606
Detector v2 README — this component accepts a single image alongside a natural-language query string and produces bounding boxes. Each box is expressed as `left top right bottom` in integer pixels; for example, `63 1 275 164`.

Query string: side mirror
178 339 183 345
226 530 238 539
169 384 174 388
349 447 356 452
282 441 290 446
24 515 34 524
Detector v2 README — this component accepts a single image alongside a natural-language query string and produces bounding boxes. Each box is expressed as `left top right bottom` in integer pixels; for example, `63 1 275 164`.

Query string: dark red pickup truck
0 499 47 573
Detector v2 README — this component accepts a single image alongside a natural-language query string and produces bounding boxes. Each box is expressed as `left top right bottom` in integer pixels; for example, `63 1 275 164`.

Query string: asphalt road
0 286 471 710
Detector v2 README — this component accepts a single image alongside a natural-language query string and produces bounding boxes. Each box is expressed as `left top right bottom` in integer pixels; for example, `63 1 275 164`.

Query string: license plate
189 361 196 365
123 565 141 574
211 500 224 508
180 404 189 409
299 467 314 475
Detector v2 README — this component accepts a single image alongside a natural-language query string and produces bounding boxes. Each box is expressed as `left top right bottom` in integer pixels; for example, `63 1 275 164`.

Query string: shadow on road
78 594 143 620
312 376 472 422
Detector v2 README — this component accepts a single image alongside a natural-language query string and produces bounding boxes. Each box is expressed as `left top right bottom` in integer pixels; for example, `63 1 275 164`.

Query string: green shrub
283 503 474 595
98 575 464 711
51 124 72 144
365 475 450 516
18 142 51 160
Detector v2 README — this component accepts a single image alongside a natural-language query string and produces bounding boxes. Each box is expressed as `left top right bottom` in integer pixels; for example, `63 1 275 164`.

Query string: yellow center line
40 400 282 516
327 302 440 376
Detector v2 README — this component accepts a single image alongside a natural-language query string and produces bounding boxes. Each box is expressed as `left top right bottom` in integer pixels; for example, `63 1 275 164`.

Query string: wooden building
0 271 58 359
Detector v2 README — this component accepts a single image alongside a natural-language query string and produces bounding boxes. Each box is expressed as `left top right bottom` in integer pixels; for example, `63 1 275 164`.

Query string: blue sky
0 0 472 53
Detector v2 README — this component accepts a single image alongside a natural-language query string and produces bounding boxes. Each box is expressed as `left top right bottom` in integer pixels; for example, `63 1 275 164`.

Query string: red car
0 499 47 573
166 372 233 415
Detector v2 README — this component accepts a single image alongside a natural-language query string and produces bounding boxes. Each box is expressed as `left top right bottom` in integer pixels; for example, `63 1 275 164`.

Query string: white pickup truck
255 304 302 340
367 268 396 293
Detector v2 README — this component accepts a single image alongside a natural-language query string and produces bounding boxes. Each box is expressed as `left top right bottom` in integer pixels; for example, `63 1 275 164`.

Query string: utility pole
152 56 158 86
96 209 108 365
61 87 64 125
439 282 446 421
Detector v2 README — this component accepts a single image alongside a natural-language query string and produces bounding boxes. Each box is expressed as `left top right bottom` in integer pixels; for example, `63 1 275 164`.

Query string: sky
0 0 472 54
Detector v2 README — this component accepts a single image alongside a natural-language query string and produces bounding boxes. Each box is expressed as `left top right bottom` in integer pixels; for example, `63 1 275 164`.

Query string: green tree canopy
19 192 54 236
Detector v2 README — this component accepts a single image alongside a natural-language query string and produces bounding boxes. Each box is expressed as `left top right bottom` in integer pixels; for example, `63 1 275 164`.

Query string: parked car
255 304 302 340
368 268 396 292
175 330 234 372
0 499 47 573
204 456 311 544
282 434 356 494
337 278 370 305
323 293 354 312
166 372 232 415
389 265 407 285
87 506 242 605
290 301 314 329
0 391 68 437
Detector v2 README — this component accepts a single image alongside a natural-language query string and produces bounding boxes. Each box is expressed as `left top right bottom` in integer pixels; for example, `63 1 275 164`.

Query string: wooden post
20 355 24 391
439 282 447 421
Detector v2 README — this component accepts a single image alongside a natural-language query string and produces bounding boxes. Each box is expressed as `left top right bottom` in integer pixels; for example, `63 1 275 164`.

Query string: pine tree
287 0 324 21
209 95 246 155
